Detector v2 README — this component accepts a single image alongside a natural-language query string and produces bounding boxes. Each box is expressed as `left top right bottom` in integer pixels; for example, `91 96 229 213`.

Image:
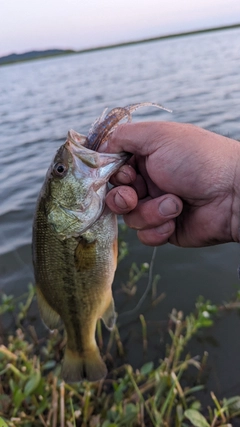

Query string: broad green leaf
184 409 210 427
125 403 137 413
118 403 138 426
0 417 9 427
190 400 202 411
102 422 117 427
223 395 240 409
42 360 56 370
140 361 154 375
113 381 126 403
13 389 25 407
12 389 25 416
24 370 41 396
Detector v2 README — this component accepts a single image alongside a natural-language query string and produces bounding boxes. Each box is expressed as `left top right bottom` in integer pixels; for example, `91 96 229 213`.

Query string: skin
99 122 240 247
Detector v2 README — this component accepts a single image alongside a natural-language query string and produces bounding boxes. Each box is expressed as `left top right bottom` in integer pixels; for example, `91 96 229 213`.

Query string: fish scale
32 103 166 382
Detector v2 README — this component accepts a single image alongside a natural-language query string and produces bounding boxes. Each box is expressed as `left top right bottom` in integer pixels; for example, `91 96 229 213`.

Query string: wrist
230 140 240 243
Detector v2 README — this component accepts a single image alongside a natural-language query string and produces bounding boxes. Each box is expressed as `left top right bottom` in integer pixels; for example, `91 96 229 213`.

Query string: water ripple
1 28 240 291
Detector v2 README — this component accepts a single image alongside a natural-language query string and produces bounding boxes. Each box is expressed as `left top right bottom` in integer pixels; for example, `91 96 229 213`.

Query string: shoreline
1 22 240 66
77 22 240 53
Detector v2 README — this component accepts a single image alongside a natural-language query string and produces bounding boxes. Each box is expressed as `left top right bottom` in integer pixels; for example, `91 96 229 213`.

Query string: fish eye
53 162 68 177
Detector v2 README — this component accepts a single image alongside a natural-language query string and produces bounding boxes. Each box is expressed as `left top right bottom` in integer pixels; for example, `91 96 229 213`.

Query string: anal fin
36 287 61 330
101 298 116 330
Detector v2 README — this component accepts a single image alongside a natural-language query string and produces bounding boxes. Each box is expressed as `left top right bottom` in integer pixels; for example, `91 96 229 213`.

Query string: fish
32 102 169 383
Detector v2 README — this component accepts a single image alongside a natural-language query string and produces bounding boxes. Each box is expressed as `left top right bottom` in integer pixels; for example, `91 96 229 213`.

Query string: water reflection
1 27 240 398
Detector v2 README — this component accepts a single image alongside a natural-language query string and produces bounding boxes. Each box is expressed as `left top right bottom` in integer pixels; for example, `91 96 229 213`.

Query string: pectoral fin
36 287 61 331
101 298 116 330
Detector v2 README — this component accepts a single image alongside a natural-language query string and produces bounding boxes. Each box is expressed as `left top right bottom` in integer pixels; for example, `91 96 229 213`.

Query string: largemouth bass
32 103 168 383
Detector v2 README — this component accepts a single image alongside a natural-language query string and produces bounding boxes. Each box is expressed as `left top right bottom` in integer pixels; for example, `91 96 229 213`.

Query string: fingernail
114 191 128 209
98 141 108 152
159 198 179 216
156 222 171 234
115 169 132 184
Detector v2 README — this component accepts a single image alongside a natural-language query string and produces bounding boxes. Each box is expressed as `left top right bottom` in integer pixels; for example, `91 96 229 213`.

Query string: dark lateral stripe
61 239 84 353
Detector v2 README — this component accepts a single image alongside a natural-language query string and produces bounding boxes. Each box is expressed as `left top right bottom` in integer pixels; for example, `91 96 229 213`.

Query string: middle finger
123 195 183 230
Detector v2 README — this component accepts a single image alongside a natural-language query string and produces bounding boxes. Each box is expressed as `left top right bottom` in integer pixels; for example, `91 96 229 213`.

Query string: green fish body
33 130 126 382
33 103 166 382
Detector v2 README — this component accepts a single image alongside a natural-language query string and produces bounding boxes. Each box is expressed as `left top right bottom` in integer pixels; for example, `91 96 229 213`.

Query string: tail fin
61 346 107 383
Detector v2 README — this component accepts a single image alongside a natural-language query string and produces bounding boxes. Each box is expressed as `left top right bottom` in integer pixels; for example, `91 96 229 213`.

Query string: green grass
1 240 240 426
0 285 240 426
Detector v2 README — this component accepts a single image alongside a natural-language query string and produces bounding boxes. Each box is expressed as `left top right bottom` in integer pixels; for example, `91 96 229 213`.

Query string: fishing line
117 246 157 327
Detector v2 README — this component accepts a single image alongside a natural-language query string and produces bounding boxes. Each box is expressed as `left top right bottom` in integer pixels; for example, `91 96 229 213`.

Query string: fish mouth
67 129 88 148
65 129 129 179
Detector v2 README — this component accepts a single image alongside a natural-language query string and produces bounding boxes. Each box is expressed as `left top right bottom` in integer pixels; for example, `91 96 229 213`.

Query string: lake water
1 27 240 399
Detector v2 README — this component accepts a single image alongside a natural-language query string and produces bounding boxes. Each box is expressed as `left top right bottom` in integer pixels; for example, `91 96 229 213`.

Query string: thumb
99 121 170 156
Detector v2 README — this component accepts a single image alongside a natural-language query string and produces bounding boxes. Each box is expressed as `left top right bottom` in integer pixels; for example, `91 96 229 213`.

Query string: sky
1 0 240 57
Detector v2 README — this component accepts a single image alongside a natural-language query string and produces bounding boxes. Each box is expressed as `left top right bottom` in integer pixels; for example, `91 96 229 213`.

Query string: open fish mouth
65 129 129 185
66 129 128 169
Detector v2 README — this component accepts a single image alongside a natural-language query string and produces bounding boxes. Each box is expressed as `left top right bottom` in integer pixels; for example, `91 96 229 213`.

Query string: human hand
100 122 240 247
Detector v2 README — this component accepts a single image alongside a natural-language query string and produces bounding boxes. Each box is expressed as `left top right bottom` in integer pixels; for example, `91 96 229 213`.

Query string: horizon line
1 22 240 63
75 22 240 54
